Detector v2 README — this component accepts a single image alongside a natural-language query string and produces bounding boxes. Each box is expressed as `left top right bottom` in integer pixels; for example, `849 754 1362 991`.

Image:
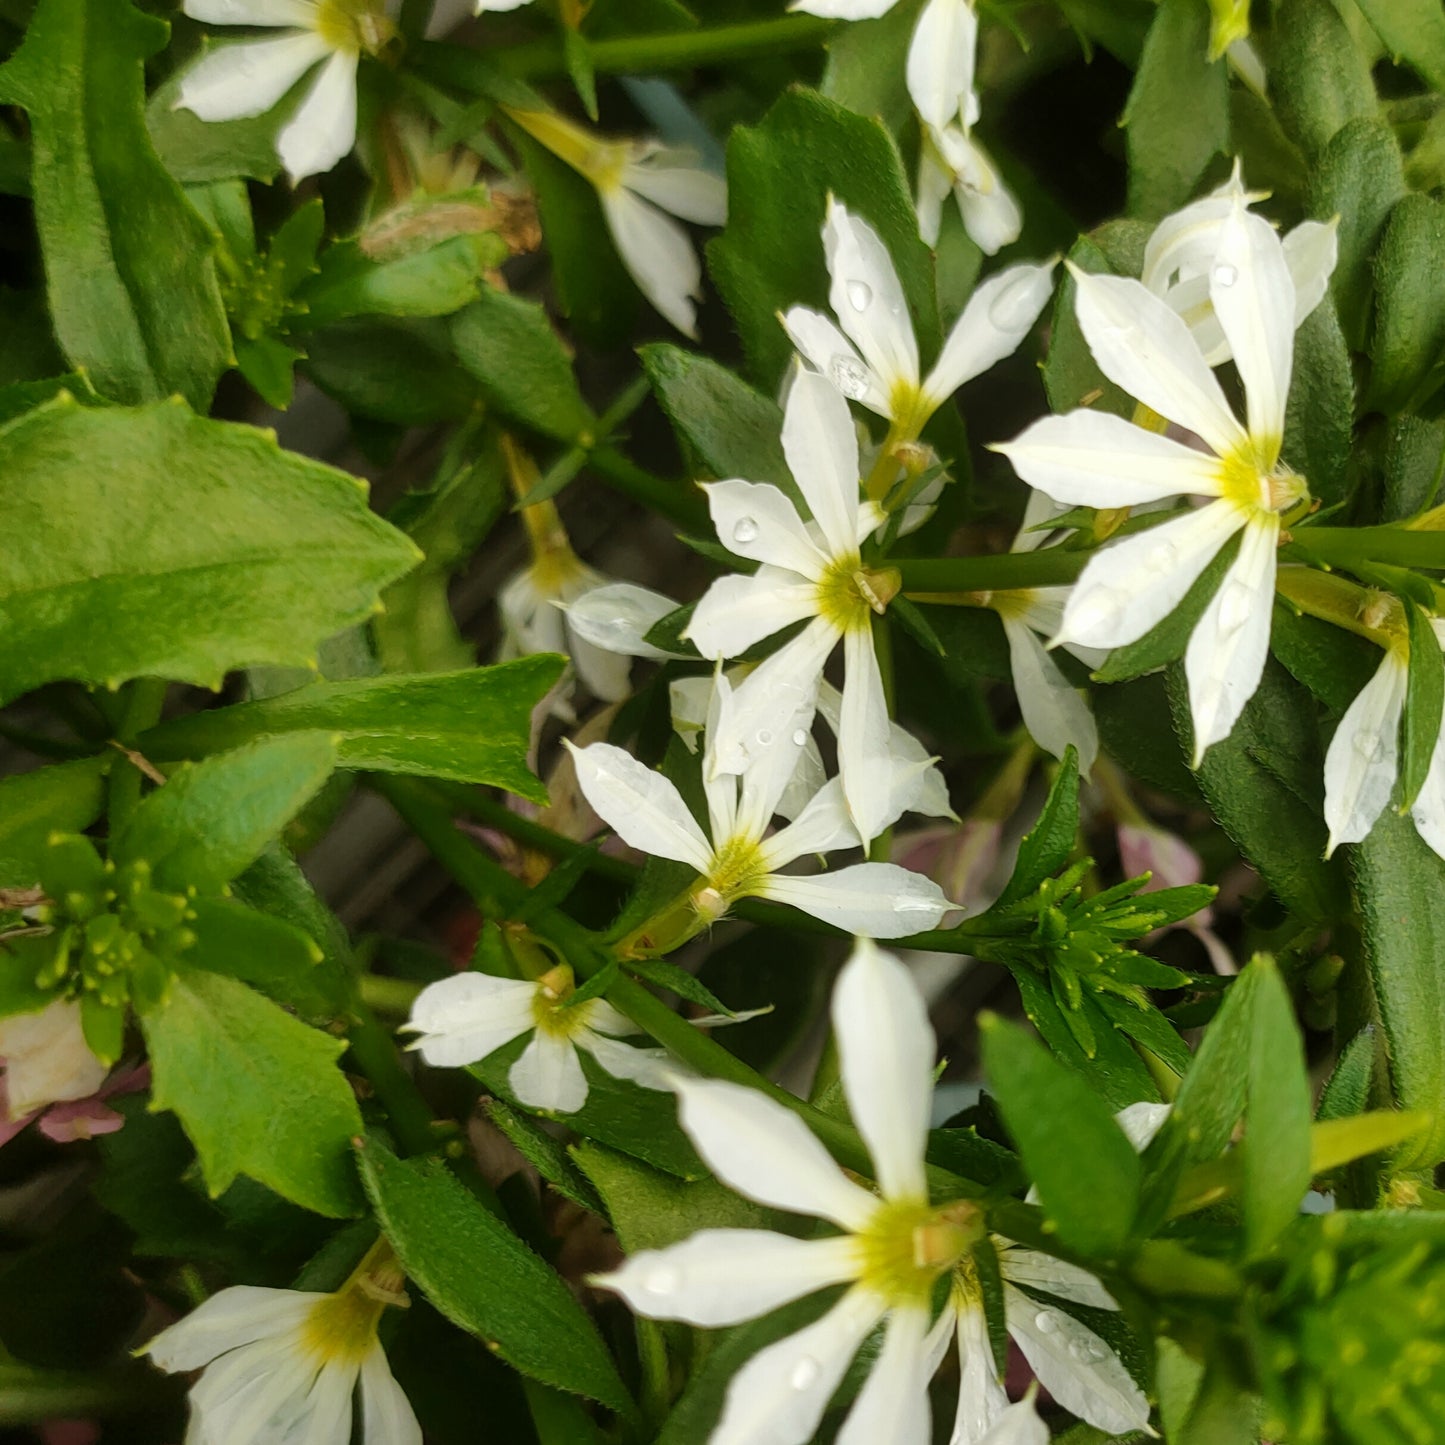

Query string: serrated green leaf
355 1136 636 1416
485 1100 603 1213
1317 1027 1376 1121
0 399 419 703
186 896 329 1012
1367 194 1445 416
1401 601 1444 811
1354 0 1445 91
997 746 1079 906
146 60 283 184
1284 295 1353 507
0 371 105 427
0 0 230 410
819 0 924 135
981 1014 1142 1258
141 968 364 1217
0 758 109 890
140 659 562 800
113 734 337 894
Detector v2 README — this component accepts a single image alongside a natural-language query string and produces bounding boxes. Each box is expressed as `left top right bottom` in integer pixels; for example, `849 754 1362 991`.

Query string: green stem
0 1363 168 1423
636 1317 671 1427
897 550 1087 593
588 444 707 532
106 678 168 831
359 972 426 1016
347 1003 443 1159
1287 524 1445 572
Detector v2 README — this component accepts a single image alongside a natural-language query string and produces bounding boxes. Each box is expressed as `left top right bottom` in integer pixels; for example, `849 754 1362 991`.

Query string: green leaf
1317 1027 1376 1121
1401 601 1444 811
997 746 1079 906
1354 806 1445 1166
450 288 596 444
145 63 282 184
113 734 337 894
140 968 364 1217
1096 674 1201 802
186 896 328 1009
1265 0 1379 159
293 237 490 331
820 0 924 136
1367 195 1445 415
0 759 109 889
1379 415 1445 522
1354 0 1445 90
485 1101 603 1214
980 1014 1142 1258
355 1136 636 1416
639 344 789 490
1270 605 1379 713
709 88 938 389
0 0 230 410
0 372 105 427
1284 296 1353 507
140 660 562 800
0 398 420 704
1123 0 1229 219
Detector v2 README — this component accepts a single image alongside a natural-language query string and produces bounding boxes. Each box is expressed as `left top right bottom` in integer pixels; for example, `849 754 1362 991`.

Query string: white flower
906 0 1021 254
789 0 899 17
783 198 1052 436
175 0 393 183
504 109 726 338
563 581 679 665
0 999 107 1122
566 686 953 939
143 1270 420 1445
404 964 669 1114
996 198 1309 764
1141 160 1338 366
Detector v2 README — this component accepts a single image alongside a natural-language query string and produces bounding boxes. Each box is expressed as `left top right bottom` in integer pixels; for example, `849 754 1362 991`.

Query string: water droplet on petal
1212 262 1238 289
1070 587 1126 638
1217 580 1253 636
988 271 1044 330
644 1265 680 1295
756 729 774 748
1146 540 1179 574
1069 1336 1107 1362
791 728 809 747
846 280 873 312
732 516 759 545
1353 729 1387 765
1035 1310 1061 1334
829 353 871 400
789 1357 821 1391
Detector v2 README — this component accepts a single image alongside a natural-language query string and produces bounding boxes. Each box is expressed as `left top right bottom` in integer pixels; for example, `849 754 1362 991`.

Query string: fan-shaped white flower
175 0 394 183
566 684 953 940
0 998 107 1121
783 199 1052 441
143 1256 420 1445
996 198 1310 764
504 109 726 338
404 963 669 1114
1142 161 1338 366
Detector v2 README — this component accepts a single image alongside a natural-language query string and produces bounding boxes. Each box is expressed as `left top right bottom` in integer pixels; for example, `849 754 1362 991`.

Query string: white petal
671 1074 879 1230
1210 202 1295 455
923 261 1055 410
999 1245 1118 1309
596 1230 861 1326
994 410 1225 509
185 0 317 24
405 972 537 1068
175 33 328 122
1070 266 1246 457
563 583 679 660
1411 730 1445 861
1284 219 1338 328
509 1031 588 1113
916 141 953 249
837 627 897 848
824 199 921 402
143 1286 316 1372
623 152 727 225
579 1029 673 1092
359 1348 422 1445
1114 1099 1173 1150
783 307 891 418
684 569 820 661
906 0 977 131
601 189 702 338
277 48 358 182
710 1287 888 1445
568 630 634 704
298 1359 356 1444
733 690 826 841
758 864 953 938
974 1398 1049 1445
762 777 861 867
564 741 714 871
936 129 1021 257
704 480 829 578
1324 648 1407 855
190 1338 318 1442
781 366 866 560
1184 511 1278 765
1003 618 1099 775
1005 1285 1151 1436
833 939 934 1202
1055 499 1245 651
836 1305 932 1445
790 0 899 14
950 1298 1009 1445
777 734 830 822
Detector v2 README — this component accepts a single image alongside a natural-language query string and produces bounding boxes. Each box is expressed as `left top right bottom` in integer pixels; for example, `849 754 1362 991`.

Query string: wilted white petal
1005 1285 1150 1436
1184 511 1278 765
672 1074 879 1229
600 189 702 338
509 1030 588 1113
783 307 892 417
1003 617 1099 775
974 1397 1049 1445
906 0 978 131
565 741 714 871
1209 203 1294 456
1283 219 1338 327
916 141 953 249
685 569 821 660
565 583 679 660
781 367 866 559
758 863 953 937
143 1286 316 1372
762 778 861 867
833 940 933 1202
185 0 316 23
703 480 829 578
1056 499 1245 651
999 1246 1118 1309
825 200 921 400
710 1286 888 1445
995 409 1225 509
580 1030 672 1091
358 1348 422 1445
404 972 537 1068
950 1297 1009 1445
175 32 329 122
836 1304 932 1445
597 1230 861 1327
0 999 107 1119
1323 647 1407 855
1115 1100 1173 1150
922 261 1055 410
934 127 1021 257
837 627 897 848
1411 731 1445 862
623 152 727 225
1070 266 1246 457
277 48 358 182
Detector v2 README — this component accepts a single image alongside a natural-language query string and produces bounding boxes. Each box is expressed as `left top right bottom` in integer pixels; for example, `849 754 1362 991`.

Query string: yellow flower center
853 1198 985 1308
990 587 1036 622
1217 443 1305 515
698 835 769 910
815 559 900 634
531 964 595 1039
314 0 395 55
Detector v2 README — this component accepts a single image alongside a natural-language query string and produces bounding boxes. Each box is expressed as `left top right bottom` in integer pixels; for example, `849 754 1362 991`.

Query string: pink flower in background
0 1057 150 1149
1117 821 1235 974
